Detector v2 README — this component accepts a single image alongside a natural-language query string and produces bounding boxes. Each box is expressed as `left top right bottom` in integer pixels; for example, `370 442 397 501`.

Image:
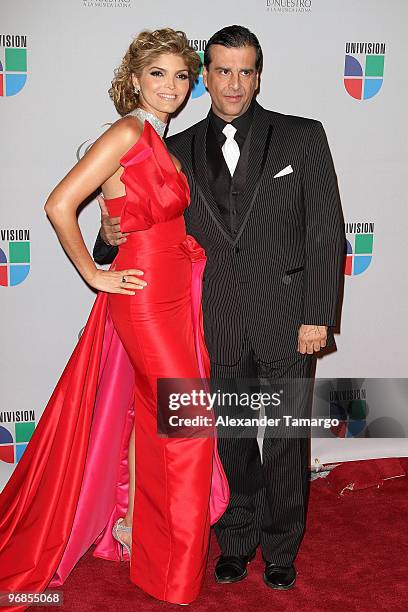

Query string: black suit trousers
211 334 314 565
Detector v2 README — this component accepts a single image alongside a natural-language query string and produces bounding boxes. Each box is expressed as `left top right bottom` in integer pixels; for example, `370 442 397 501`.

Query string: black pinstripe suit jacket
93 102 345 365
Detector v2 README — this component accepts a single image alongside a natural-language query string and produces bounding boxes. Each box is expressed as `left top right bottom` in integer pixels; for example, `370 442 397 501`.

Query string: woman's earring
134 86 140 96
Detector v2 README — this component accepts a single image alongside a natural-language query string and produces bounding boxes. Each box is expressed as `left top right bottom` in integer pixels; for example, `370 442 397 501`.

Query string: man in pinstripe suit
93 26 345 591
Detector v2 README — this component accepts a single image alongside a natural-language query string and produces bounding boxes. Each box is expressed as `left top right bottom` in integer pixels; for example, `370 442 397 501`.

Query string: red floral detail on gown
119 123 190 232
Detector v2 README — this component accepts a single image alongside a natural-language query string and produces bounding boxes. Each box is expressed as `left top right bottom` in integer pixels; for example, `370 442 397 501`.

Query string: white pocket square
273 165 293 178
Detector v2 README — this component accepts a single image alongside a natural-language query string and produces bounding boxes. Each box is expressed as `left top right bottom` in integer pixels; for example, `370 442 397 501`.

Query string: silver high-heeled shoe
112 517 132 562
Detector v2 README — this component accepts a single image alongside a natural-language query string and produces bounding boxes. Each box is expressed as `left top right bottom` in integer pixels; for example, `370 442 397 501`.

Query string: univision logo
0 412 35 463
344 42 385 101
344 222 374 276
329 388 367 438
188 39 207 99
0 34 27 97
0 229 31 287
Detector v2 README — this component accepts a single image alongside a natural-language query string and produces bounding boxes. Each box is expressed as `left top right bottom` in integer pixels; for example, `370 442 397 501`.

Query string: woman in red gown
0 29 228 608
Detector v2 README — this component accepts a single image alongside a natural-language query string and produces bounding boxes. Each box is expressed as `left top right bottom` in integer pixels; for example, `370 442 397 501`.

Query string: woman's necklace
128 107 167 137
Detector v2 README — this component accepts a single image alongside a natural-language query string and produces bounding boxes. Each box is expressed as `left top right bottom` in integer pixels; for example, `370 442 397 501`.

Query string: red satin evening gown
0 120 229 609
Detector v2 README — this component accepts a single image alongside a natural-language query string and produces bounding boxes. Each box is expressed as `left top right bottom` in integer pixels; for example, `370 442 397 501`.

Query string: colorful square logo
344 51 385 100
0 44 27 96
0 240 31 286
344 233 373 276
0 421 35 463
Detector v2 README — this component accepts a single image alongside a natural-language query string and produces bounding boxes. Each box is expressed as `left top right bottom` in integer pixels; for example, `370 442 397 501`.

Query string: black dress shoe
215 550 256 584
263 563 296 590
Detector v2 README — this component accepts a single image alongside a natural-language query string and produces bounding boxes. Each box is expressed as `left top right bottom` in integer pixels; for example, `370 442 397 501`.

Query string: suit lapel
191 115 234 242
191 103 276 244
235 103 274 242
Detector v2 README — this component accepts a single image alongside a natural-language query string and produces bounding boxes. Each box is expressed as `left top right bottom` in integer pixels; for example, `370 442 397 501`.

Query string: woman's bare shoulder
85 115 143 163
107 115 143 149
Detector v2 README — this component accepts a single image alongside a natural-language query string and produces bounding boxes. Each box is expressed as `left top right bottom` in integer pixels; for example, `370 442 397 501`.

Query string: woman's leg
121 423 135 548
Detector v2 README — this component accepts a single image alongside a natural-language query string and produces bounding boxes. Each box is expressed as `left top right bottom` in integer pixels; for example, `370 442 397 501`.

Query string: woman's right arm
44 117 146 294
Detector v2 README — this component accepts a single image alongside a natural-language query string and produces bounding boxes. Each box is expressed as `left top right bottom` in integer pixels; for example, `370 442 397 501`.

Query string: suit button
234 246 240 253
232 191 239 196
232 209 237 216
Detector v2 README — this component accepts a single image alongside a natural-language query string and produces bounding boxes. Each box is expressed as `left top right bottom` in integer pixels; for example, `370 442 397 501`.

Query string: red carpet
37 458 408 611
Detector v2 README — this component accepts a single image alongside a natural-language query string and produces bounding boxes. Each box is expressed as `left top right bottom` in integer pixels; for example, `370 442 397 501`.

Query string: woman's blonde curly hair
109 28 201 116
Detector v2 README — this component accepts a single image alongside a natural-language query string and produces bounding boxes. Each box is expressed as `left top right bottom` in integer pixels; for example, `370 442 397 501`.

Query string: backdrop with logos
1 0 407 489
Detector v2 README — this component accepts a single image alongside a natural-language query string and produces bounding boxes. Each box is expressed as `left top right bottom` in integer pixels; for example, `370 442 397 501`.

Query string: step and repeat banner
1 0 407 488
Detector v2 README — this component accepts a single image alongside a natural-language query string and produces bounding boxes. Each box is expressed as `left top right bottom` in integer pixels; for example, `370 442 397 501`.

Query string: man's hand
297 324 327 354
98 195 129 246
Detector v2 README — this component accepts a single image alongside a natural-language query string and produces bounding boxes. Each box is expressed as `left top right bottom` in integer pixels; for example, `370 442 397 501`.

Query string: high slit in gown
0 119 229 608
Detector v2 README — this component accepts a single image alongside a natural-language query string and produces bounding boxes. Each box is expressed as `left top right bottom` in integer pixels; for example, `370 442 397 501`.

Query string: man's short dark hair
203 25 263 72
